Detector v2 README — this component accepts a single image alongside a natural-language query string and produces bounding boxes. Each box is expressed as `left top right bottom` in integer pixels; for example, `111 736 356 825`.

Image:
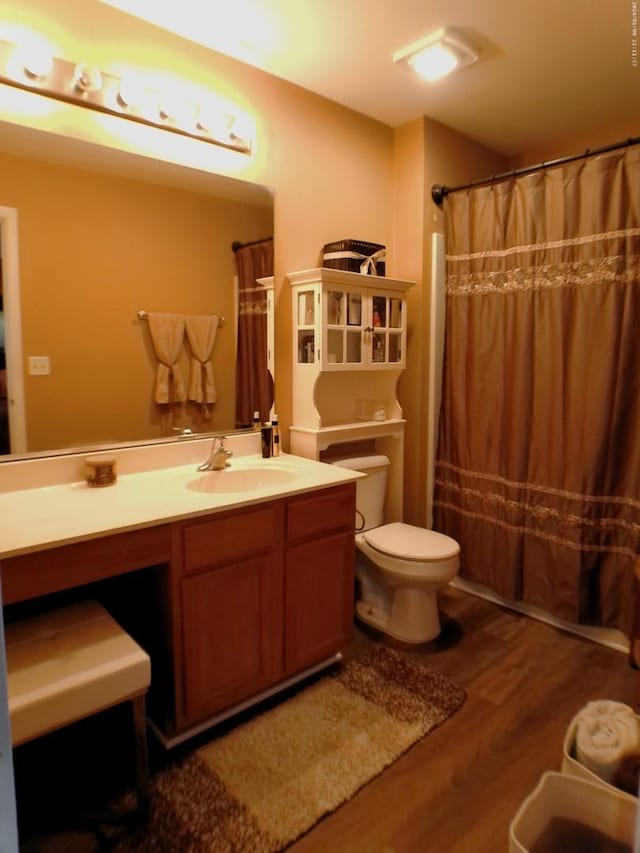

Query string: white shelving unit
288 267 415 521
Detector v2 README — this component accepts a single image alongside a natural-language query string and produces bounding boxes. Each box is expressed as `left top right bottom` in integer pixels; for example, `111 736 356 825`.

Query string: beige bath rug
115 646 466 852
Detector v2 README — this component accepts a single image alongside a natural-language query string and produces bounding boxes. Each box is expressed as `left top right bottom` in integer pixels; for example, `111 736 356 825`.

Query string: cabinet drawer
286 484 355 542
183 505 282 574
1 525 172 605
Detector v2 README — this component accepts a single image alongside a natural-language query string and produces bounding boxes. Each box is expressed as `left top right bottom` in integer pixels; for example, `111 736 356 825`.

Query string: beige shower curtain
433 146 640 636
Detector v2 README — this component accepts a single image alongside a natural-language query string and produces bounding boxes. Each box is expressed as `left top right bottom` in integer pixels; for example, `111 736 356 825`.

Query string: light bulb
394 27 479 83
117 77 145 110
157 86 188 124
196 105 230 138
409 45 459 81
21 46 53 79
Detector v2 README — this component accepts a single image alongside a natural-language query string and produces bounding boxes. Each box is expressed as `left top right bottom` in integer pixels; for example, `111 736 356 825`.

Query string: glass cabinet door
316 284 406 369
297 290 315 325
371 330 386 363
326 290 344 365
324 288 363 366
297 289 315 363
345 291 363 364
347 292 362 326
387 296 403 364
366 293 405 366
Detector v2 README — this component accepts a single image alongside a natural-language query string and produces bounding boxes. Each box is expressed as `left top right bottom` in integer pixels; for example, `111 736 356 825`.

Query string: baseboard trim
148 652 343 750
451 577 629 654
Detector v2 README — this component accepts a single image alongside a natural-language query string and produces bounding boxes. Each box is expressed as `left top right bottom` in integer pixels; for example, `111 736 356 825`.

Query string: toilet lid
363 522 460 562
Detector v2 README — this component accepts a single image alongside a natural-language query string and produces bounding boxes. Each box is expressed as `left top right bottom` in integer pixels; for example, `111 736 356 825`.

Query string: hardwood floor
289 587 640 853
14 587 640 852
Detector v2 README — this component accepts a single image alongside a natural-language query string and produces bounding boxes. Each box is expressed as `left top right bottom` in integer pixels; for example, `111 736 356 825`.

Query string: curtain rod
431 134 640 206
231 236 273 252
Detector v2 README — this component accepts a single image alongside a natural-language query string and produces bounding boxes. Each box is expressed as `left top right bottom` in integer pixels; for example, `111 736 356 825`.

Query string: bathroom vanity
0 444 360 745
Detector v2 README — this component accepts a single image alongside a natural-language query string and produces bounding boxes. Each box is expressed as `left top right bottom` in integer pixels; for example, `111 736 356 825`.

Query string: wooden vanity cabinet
175 503 285 728
284 486 356 674
1 481 356 741
173 482 356 732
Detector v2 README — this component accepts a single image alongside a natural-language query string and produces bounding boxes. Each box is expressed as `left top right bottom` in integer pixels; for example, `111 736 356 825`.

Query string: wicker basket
322 239 386 276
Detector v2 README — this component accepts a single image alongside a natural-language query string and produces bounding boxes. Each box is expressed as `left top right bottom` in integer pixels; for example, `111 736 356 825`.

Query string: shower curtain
433 146 640 636
234 237 274 429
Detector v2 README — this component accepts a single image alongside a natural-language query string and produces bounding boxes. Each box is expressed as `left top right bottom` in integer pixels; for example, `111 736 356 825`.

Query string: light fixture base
0 40 252 154
393 27 479 82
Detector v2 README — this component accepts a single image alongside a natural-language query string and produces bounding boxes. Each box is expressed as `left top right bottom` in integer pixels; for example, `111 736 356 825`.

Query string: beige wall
1 151 271 450
0 0 395 456
394 118 507 526
509 117 640 169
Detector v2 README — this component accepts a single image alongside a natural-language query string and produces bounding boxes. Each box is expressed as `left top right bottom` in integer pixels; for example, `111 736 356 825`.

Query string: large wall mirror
0 122 274 461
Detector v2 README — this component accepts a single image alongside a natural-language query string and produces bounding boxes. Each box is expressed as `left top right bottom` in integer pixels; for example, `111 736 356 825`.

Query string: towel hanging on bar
145 313 186 405
185 315 219 417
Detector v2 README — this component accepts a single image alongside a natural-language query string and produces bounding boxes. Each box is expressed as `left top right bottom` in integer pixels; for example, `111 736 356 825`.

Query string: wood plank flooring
14 587 640 852
289 587 640 853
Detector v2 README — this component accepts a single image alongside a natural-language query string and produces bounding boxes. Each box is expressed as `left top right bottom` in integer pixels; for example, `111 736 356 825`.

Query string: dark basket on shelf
322 239 386 276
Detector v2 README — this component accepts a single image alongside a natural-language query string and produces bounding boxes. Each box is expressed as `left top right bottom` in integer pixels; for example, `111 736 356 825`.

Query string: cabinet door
323 286 364 369
285 530 355 675
321 286 406 371
295 287 318 364
181 553 284 724
367 292 405 368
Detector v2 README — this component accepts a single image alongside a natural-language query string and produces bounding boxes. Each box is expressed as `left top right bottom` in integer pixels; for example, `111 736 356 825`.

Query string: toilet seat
362 522 460 562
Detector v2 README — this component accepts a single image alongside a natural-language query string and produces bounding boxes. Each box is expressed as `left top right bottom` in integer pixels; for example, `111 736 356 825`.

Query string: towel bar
137 309 225 326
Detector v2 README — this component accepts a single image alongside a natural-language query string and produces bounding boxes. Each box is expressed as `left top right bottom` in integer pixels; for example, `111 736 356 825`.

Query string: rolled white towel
575 700 639 783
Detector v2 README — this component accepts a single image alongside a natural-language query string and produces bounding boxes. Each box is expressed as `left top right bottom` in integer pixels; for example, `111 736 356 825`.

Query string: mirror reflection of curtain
434 146 640 637
233 237 274 428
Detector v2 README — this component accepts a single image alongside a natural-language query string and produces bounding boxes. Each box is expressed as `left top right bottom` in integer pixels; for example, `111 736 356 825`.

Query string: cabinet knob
364 326 374 333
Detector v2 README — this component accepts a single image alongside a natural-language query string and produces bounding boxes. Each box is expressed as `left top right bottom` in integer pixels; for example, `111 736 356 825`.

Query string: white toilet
333 454 460 644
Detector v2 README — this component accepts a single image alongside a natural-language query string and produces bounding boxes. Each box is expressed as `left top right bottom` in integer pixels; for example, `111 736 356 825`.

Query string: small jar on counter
85 456 117 487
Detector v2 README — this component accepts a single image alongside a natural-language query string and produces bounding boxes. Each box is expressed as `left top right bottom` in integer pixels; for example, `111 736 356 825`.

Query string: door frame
0 206 26 454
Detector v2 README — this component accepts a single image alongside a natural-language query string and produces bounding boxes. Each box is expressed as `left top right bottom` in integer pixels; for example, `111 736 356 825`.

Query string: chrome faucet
197 436 233 471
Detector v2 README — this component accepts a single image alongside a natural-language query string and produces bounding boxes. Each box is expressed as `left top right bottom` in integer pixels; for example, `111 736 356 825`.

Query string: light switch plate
28 356 51 376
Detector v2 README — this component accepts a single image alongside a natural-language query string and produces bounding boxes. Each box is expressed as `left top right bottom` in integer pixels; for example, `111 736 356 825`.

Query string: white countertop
0 452 362 559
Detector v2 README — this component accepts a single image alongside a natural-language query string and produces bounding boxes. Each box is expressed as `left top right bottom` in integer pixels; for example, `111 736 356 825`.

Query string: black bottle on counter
261 422 272 458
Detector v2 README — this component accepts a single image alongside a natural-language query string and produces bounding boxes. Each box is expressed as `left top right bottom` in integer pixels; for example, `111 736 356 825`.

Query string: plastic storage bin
509 771 637 852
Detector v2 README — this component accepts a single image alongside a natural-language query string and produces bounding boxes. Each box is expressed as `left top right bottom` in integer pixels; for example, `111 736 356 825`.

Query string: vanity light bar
0 39 252 154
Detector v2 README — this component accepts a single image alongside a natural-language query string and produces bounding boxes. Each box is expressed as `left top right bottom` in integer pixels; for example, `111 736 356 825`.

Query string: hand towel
185 314 219 417
146 313 186 404
575 700 639 783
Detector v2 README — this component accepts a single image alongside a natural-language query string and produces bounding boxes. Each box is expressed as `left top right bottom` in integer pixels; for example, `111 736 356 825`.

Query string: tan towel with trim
185 315 219 417
147 313 186 404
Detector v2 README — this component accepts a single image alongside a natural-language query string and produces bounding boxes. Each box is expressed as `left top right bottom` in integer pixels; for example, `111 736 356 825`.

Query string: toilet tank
332 454 390 531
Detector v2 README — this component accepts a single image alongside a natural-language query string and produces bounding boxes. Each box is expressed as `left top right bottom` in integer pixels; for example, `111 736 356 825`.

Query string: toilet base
356 586 442 644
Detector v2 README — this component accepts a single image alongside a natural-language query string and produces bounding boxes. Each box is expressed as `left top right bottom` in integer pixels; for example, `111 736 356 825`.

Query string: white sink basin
186 465 298 494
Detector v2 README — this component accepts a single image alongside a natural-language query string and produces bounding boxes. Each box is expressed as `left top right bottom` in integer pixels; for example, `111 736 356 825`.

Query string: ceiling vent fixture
393 27 479 82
